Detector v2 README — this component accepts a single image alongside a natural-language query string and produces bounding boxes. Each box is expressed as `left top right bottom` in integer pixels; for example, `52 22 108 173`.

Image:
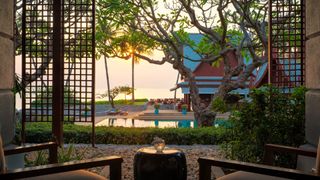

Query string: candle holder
152 137 165 153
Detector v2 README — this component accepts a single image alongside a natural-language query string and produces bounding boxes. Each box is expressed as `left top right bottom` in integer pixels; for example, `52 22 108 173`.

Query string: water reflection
96 118 196 128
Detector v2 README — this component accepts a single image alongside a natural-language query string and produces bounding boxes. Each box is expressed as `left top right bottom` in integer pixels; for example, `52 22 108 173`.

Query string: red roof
193 50 238 76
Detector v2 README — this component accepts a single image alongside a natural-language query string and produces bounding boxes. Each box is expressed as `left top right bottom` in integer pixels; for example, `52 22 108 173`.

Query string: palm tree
126 31 155 103
104 55 113 107
96 11 157 104
130 50 139 103
95 13 116 108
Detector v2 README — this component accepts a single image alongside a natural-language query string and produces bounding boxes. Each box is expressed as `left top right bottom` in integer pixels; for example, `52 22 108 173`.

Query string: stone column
297 0 320 171
306 0 320 147
0 0 15 145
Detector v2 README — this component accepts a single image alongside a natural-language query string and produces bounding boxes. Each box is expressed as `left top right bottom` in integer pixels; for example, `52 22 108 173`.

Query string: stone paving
72 144 222 180
25 144 222 179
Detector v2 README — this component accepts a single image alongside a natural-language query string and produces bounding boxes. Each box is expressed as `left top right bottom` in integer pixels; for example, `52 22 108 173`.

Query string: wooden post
52 0 63 146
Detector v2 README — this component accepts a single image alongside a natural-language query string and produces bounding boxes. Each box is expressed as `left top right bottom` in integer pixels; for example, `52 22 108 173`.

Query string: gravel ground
74 144 222 180
26 144 222 179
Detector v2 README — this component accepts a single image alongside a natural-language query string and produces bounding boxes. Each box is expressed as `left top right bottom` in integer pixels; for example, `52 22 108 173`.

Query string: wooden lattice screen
268 0 305 92
22 0 95 144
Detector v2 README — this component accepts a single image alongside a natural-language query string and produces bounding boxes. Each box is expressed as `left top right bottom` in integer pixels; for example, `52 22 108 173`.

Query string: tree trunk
104 56 114 108
188 75 216 127
65 60 74 87
176 64 216 127
174 72 180 103
132 55 135 103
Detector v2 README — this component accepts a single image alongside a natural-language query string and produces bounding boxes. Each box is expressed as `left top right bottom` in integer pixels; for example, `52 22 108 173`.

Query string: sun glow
128 47 135 55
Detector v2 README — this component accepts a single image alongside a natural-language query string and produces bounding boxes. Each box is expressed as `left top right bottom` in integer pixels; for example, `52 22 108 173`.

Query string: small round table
134 147 187 180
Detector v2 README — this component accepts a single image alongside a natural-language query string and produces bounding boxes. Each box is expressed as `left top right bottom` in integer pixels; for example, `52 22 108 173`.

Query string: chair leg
48 144 58 163
109 162 122 180
199 163 211 180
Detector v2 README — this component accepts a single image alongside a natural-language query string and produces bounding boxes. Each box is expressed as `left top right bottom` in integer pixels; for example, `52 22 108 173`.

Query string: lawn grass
95 98 148 105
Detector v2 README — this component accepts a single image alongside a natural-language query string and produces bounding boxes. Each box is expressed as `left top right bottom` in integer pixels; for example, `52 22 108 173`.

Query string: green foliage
118 86 133 100
24 150 48 166
100 86 121 102
211 97 228 113
222 86 307 167
31 86 79 106
96 0 158 61
99 86 139 103
58 144 84 163
25 144 85 167
24 123 227 145
12 74 24 96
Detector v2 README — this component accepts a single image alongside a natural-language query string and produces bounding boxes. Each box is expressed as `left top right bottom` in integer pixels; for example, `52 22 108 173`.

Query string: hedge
22 122 227 145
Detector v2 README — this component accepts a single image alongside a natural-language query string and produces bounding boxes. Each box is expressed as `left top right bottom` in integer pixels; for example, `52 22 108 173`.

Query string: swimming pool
96 118 197 128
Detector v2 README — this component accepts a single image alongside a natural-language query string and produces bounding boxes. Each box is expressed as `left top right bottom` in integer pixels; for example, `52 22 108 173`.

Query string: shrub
23 123 227 145
222 85 306 168
211 97 228 113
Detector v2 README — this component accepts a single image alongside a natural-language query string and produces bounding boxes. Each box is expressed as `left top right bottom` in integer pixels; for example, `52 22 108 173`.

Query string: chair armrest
263 144 317 165
4 142 58 163
198 157 319 180
4 142 57 156
0 156 123 180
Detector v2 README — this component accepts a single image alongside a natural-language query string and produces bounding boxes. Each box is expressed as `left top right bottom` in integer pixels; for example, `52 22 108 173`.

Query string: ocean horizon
15 87 183 109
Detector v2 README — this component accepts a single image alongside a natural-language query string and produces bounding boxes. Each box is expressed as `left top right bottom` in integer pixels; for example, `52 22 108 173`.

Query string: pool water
96 118 198 128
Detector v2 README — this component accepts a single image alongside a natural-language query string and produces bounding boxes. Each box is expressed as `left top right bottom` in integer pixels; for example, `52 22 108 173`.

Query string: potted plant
181 104 188 115
154 103 160 114
82 106 91 117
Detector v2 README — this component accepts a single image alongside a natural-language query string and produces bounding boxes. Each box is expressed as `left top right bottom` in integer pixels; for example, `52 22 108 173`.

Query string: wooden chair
0 141 123 180
198 144 319 180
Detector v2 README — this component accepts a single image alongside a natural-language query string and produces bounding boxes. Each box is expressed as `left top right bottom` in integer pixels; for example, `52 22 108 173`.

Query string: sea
15 88 183 110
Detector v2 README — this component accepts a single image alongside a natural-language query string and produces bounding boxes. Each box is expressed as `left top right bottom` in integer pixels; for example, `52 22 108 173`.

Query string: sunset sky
95 51 183 99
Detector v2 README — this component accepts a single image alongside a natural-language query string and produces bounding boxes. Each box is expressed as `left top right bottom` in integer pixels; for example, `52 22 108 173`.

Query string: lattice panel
22 0 95 123
269 0 305 92
22 0 54 122
63 0 95 123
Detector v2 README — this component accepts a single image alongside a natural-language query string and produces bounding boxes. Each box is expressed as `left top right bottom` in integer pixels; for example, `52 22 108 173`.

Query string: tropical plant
25 144 85 167
100 87 121 108
118 86 133 102
222 86 306 167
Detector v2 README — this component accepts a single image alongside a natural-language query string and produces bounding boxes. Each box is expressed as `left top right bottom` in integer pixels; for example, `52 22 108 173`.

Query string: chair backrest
315 138 320 173
0 136 6 173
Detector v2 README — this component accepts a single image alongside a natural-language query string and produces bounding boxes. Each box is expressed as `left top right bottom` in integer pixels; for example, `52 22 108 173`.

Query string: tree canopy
96 0 269 126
